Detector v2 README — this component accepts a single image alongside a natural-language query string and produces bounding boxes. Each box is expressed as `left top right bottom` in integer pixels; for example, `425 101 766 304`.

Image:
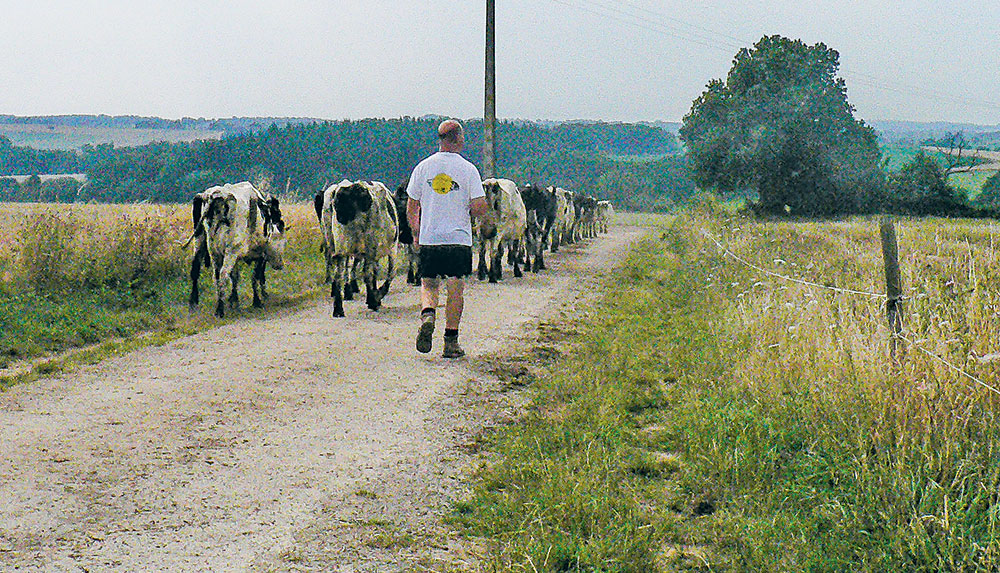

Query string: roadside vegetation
0 202 324 386
455 204 1000 570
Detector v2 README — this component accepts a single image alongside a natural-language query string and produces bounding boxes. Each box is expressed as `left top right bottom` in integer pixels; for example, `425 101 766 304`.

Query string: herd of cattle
186 179 614 318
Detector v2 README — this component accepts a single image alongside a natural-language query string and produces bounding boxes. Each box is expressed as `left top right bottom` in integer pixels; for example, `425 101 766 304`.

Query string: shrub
976 171 1000 208
17 210 80 290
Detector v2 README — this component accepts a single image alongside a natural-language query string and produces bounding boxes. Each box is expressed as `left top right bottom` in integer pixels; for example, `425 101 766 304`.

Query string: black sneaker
416 318 435 353
442 335 465 359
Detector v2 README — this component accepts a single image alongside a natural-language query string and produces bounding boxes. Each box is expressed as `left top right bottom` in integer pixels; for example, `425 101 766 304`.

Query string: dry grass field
0 201 323 375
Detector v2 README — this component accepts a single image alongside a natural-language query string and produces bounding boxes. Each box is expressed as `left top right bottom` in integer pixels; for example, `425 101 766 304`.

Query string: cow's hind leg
228 264 240 310
212 254 228 318
252 258 265 308
407 247 420 285
351 257 362 296
533 244 545 272
332 256 346 317
512 239 523 278
378 253 395 305
189 241 206 311
364 256 380 311
477 242 488 281
489 242 502 283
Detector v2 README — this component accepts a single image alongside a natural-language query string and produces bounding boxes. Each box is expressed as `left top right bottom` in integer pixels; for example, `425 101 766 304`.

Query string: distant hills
4 114 998 151
0 114 686 151
871 120 1000 146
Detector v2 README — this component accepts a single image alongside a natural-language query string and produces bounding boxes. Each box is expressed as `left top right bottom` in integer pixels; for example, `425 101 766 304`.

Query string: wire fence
701 226 998 397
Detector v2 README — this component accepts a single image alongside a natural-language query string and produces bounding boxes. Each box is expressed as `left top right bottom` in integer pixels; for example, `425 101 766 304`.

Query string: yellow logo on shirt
429 173 460 195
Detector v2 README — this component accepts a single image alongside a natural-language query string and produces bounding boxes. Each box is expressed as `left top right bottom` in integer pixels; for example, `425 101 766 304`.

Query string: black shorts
419 244 473 279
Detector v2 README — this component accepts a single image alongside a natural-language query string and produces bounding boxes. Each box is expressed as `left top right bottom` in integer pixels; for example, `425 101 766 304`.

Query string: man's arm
407 198 421 244
470 196 488 218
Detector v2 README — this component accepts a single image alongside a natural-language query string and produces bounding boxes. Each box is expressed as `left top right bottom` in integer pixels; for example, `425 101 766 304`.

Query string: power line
548 0 1000 114
547 0 739 54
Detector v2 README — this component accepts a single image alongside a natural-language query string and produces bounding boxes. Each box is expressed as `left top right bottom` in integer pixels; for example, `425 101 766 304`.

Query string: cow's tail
182 197 209 249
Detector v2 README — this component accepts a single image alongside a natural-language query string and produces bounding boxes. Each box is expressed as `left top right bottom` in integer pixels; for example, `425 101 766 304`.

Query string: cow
550 186 575 252
574 194 599 240
518 183 557 272
317 179 398 317
477 178 527 283
394 182 420 285
187 182 286 318
596 200 614 233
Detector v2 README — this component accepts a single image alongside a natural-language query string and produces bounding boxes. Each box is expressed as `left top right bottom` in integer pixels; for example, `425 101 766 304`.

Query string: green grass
454 204 1000 571
0 202 325 387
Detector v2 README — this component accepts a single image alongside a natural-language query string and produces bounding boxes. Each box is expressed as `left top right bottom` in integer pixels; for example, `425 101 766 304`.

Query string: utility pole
483 0 497 178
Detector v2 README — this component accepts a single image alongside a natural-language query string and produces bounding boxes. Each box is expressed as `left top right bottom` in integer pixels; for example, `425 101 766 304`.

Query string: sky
2 0 999 125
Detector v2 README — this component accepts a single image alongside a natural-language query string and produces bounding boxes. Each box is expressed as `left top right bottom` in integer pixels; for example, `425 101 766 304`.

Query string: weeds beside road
457 205 1000 571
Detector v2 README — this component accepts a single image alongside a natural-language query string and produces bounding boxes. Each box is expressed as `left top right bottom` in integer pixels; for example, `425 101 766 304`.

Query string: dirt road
0 225 644 572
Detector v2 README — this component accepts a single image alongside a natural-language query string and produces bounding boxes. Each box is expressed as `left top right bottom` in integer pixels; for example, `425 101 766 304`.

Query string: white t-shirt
406 151 485 246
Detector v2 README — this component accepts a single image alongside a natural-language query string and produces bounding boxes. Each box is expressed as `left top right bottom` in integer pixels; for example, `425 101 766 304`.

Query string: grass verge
453 203 1000 571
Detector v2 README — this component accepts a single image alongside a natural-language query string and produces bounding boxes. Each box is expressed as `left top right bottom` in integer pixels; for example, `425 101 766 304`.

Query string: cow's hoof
333 308 345 318
489 277 498 284
514 269 523 278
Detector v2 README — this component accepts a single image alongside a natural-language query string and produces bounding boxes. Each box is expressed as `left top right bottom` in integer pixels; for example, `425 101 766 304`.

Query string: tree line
0 118 682 211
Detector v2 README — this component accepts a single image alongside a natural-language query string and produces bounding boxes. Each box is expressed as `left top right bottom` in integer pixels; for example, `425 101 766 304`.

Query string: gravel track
0 225 643 572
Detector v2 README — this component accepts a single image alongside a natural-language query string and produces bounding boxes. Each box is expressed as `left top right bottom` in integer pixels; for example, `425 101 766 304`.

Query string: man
405 119 489 358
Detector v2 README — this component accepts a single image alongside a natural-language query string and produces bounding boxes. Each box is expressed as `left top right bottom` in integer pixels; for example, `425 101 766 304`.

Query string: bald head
438 119 464 152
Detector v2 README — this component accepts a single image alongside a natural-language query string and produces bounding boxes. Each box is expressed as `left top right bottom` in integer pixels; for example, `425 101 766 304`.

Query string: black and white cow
477 178 528 282
573 193 599 241
188 182 286 318
518 183 557 272
317 180 398 317
550 186 575 251
596 200 614 233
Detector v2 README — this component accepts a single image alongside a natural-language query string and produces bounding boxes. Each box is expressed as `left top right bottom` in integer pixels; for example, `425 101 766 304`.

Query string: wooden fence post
880 217 904 366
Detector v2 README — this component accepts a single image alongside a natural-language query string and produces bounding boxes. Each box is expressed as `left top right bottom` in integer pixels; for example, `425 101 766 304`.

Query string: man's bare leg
442 277 466 358
416 278 439 353
444 277 464 330
421 277 440 312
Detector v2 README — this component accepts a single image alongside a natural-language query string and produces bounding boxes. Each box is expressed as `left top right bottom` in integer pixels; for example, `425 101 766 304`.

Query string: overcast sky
2 1 999 125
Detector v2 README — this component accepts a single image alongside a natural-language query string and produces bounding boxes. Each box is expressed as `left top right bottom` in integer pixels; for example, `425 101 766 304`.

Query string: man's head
438 119 464 152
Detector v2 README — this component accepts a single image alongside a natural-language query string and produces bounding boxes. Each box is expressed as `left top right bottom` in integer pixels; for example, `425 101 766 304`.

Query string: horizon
3 113 999 131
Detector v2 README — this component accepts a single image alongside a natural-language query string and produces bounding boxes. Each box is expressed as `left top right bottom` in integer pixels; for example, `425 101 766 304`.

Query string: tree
22 174 41 202
887 152 971 215
679 35 883 216
976 171 1000 208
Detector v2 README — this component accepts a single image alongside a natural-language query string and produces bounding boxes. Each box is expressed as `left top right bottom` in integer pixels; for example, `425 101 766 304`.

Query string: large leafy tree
680 35 884 216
